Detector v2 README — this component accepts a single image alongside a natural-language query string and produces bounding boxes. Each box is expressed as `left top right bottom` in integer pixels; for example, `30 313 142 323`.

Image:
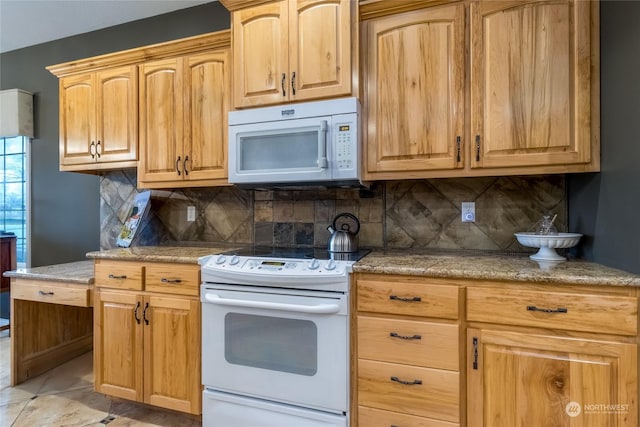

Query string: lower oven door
203 389 348 427
201 285 349 414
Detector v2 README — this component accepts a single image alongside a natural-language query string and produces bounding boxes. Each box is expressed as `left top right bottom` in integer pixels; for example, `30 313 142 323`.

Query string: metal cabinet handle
184 155 189 176
90 141 96 158
475 135 481 161
176 156 181 176
291 71 296 95
389 295 421 302
161 278 182 284
134 301 141 324
281 73 286 97
96 140 102 158
390 376 422 386
472 336 478 370
108 274 127 279
143 302 149 325
527 305 568 314
38 290 54 296
456 136 461 162
389 332 421 340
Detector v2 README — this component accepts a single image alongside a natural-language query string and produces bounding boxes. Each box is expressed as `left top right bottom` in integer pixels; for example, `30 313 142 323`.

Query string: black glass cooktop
221 246 370 262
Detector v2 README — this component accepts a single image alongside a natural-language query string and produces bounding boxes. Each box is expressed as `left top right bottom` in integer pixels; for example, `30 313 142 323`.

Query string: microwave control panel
335 123 355 171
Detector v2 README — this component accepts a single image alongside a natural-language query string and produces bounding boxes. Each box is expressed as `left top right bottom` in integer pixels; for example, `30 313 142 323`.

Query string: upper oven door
229 117 332 184
201 285 349 414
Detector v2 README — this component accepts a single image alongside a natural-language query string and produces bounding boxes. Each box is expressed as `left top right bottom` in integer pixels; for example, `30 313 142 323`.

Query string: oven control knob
229 255 240 266
308 259 320 270
215 254 227 265
325 259 337 271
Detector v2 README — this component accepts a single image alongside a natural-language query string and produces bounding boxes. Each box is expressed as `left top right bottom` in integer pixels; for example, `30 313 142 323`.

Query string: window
1 136 29 266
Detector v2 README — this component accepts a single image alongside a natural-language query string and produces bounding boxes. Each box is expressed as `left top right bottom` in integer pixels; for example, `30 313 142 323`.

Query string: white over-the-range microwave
228 97 361 188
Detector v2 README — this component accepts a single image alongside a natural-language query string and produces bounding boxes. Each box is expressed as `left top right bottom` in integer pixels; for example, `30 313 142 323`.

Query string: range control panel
204 254 352 276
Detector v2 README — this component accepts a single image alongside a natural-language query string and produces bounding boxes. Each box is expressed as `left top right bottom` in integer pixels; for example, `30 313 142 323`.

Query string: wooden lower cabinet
94 288 201 415
467 328 637 427
354 273 462 427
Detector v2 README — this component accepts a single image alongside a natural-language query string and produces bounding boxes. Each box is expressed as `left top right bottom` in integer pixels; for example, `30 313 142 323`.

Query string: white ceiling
0 0 212 53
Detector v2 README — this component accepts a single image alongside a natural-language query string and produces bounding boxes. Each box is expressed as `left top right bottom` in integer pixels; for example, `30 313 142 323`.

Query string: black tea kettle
327 213 360 252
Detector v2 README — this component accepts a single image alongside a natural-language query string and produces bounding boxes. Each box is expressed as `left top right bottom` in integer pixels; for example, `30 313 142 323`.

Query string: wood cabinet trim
47 30 230 77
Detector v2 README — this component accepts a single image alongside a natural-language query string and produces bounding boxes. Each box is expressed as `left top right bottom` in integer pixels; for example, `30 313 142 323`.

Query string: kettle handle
332 212 360 235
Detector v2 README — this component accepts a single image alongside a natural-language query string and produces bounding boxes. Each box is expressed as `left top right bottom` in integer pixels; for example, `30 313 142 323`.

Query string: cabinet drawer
358 316 459 370
145 263 200 296
357 279 459 319
11 281 91 307
358 406 459 427
358 359 459 423
94 260 143 290
467 287 638 336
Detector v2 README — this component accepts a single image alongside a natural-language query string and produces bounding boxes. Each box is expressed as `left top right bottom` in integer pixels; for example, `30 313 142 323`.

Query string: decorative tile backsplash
100 170 566 253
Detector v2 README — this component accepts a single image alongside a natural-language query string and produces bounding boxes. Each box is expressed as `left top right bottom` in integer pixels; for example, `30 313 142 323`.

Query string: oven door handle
204 293 341 314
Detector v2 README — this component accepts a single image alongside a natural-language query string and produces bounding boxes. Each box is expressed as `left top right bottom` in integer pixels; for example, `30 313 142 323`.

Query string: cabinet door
467 328 637 427
289 0 352 101
95 66 138 163
59 73 95 166
470 0 592 169
94 289 143 402
184 51 229 183
232 1 289 107
138 58 184 183
364 4 465 179
143 294 201 415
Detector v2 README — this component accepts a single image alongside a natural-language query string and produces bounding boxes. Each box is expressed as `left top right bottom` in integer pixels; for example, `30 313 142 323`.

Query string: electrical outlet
461 202 476 223
187 206 196 222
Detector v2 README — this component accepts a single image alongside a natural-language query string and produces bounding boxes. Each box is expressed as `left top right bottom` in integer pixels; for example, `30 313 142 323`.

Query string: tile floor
0 330 201 426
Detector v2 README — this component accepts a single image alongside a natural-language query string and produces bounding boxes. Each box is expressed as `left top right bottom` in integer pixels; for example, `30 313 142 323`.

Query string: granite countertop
86 244 240 264
354 249 640 287
3 260 94 285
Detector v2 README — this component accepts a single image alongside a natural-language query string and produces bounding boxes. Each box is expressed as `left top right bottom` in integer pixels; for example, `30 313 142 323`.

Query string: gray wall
568 1 640 274
0 2 229 266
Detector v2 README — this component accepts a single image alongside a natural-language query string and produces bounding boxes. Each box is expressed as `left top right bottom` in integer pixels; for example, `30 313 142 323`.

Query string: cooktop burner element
220 246 370 262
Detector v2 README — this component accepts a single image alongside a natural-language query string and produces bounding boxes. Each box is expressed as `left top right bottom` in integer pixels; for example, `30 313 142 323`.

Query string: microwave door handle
318 120 328 169
204 293 340 314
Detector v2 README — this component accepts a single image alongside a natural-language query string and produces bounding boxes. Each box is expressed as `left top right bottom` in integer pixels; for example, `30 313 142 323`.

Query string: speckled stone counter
3 260 94 285
86 245 239 264
353 250 640 287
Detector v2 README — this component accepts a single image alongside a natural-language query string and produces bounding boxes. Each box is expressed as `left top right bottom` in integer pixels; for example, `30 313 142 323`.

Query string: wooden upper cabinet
138 58 182 184
232 0 353 108
363 4 465 179
470 0 593 170
138 49 230 188
59 66 137 171
233 1 289 107
184 51 229 183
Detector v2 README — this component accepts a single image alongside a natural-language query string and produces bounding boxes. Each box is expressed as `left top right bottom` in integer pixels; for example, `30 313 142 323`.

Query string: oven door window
225 313 318 376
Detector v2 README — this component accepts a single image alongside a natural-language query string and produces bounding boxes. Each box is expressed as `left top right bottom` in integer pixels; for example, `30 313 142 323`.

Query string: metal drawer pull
389 295 421 302
38 290 54 296
161 278 182 284
389 332 421 340
527 305 568 314
108 274 127 279
390 376 422 386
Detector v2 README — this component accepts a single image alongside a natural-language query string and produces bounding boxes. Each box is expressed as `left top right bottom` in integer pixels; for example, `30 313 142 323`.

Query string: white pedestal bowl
514 232 582 270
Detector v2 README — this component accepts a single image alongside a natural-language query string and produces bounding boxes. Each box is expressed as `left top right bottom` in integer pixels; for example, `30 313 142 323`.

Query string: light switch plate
462 202 475 222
